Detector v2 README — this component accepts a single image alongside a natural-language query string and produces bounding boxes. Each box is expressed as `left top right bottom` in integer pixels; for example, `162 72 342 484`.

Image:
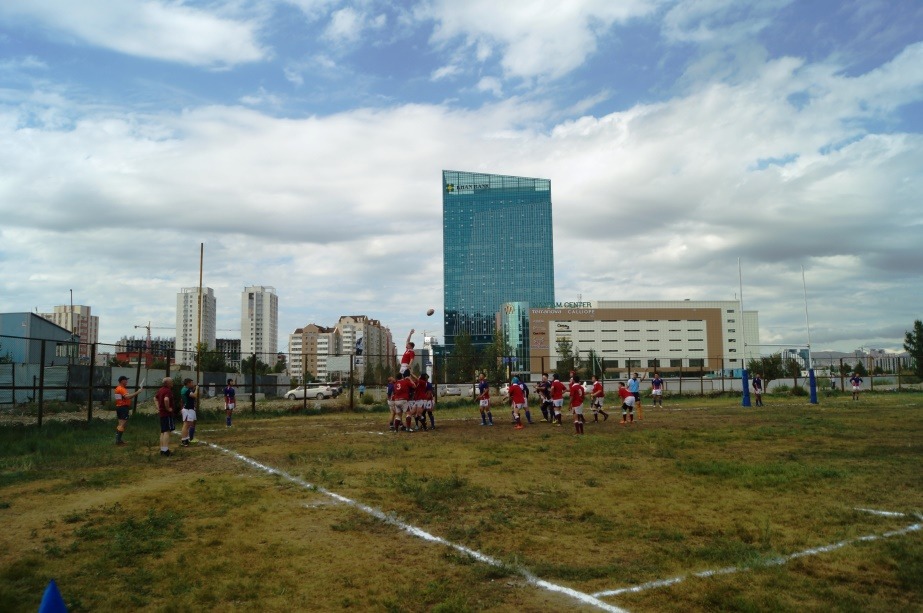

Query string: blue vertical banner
741 369 752 407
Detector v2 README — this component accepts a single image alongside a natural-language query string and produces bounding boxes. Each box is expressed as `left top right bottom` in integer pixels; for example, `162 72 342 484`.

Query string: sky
1 0 921 355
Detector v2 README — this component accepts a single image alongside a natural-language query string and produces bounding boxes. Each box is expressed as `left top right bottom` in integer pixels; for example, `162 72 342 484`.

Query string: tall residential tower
241 286 278 362
175 287 216 365
442 170 555 350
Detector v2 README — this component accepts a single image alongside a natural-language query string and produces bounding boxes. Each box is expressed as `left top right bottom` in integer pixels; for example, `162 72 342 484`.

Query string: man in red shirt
550 374 566 426
590 375 609 422
154 377 176 456
570 376 585 434
508 377 526 430
399 329 416 376
412 373 431 431
617 382 636 425
392 372 417 432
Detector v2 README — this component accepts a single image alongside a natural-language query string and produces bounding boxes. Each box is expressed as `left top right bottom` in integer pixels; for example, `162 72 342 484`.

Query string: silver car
285 384 335 400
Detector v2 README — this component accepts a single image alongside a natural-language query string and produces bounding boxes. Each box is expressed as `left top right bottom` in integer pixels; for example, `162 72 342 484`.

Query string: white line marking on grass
854 507 907 518
200 439 629 613
593 521 922 598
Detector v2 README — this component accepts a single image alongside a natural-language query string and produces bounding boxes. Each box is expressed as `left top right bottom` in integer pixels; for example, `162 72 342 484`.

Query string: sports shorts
424 400 433 410
572 405 583 415
226 402 236 410
479 399 489 408
552 399 564 408
182 409 197 422
115 407 130 420
160 415 175 433
622 396 636 407
852 385 860 392
632 392 640 401
652 389 663 396
393 400 408 413
592 398 603 408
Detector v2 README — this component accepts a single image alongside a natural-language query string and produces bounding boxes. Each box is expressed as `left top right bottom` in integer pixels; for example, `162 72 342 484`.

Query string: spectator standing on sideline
224 379 236 427
113 375 143 446
155 378 175 456
180 379 198 446
849 372 863 401
752 373 764 406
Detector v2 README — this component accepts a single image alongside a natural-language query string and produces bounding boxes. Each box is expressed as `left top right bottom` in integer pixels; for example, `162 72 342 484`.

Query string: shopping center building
525 300 759 375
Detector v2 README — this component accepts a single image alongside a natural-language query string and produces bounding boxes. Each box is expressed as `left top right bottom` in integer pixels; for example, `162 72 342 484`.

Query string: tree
903 319 923 378
107 357 129 367
272 354 287 374
747 354 784 389
853 361 868 377
240 355 271 375
482 331 511 385
555 338 575 377
0 341 11 364
784 356 801 388
196 343 228 373
446 331 475 383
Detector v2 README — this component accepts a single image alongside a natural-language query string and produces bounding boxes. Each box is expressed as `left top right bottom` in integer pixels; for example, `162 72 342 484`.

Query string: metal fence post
87 343 96 422
37 340 46 428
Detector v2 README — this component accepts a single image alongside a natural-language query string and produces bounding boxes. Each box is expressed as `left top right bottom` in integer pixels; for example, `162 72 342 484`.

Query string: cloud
420 0 660 81
0 0 266 68
323 6 387 46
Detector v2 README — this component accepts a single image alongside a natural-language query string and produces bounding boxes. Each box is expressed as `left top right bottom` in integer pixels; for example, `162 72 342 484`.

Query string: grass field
1 392 921 612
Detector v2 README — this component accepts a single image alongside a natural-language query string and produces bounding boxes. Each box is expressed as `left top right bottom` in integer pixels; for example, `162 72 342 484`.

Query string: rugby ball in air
426 308 435 316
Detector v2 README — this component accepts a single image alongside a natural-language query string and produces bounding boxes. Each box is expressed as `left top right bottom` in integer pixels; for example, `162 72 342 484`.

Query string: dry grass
1 392 921 612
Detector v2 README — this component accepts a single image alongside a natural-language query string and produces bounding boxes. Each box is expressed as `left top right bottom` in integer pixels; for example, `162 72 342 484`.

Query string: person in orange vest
113 375 143 446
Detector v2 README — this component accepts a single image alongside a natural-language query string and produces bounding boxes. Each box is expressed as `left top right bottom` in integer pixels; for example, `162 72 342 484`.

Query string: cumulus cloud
420 0 660 81
0 0 266 67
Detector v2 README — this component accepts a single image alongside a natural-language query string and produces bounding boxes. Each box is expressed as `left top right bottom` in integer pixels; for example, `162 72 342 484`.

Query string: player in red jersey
391 372 417 432
507 377 527 429
570 376 585 434
617 382 635 425
399 329 416 376
590 375 608 422
420 374 436 430
412 373 432 431
550 374 566 426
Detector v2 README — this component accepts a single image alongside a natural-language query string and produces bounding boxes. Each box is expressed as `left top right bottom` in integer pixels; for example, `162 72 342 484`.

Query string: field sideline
1 393 921 612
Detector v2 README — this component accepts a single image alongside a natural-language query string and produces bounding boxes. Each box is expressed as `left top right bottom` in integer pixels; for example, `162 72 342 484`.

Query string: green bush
790 385 807 396
360 393 375 405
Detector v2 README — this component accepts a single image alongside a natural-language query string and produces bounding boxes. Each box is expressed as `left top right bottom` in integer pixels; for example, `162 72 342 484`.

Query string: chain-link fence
2 333 916 426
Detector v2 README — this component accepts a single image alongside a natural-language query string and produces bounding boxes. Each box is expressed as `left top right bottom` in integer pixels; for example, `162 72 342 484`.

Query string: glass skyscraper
442 170 555 350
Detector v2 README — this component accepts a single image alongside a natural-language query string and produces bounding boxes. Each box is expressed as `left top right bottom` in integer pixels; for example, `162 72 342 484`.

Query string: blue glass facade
442 170 555 350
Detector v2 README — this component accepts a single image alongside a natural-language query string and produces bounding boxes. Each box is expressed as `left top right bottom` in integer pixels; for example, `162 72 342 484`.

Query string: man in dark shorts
113 375 143 446
155 377 175 456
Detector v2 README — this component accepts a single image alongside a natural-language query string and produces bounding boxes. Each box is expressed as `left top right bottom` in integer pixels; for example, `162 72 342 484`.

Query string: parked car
285 384 336 400
440 385 461 397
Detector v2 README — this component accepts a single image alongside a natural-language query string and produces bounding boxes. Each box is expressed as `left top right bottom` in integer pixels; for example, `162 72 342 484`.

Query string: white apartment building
288 331 304 376
175 287 216 365
241 286 278 362
335 315 396 380
39 305 98 360
290 324 340 381
528 300 759 374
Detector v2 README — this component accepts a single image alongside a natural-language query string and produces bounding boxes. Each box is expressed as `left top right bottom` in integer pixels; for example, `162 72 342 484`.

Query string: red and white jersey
551 380 566 400
509 383 526 405
392 378 412 401
592 381 604 398
570 383 585 407
413 379 429 400
617 387 632 400
401 349 415 364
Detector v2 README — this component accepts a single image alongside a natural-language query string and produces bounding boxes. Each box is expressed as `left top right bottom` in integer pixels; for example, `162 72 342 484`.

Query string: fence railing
1 334 916 426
